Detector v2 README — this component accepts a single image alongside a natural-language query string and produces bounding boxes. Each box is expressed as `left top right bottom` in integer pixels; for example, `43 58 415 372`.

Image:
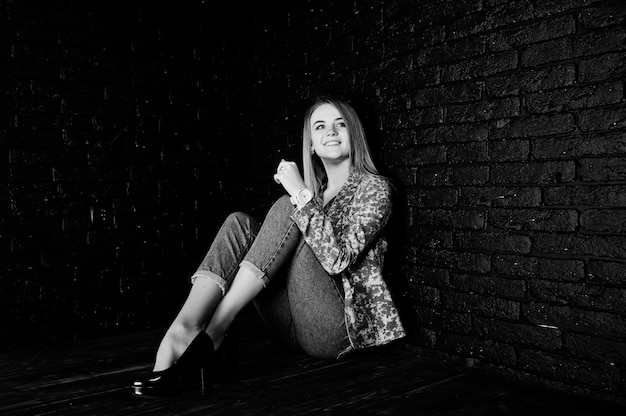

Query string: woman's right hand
273 159 306 196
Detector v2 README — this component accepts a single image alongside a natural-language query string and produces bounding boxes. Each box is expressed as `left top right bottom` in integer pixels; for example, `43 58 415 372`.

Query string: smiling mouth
324 140 341 146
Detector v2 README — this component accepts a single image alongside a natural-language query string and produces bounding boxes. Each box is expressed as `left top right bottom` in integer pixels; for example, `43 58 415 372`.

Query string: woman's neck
322 160 351 201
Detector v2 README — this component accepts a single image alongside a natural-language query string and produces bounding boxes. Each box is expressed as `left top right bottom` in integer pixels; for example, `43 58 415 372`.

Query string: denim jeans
191 196 352 359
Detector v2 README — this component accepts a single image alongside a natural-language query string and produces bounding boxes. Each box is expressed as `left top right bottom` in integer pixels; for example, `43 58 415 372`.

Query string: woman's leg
153 211 261 371
153 279 221 371
205 267 264 350
252 273 299 351
287 242 351 359
206 196 302 349
254 239 351 359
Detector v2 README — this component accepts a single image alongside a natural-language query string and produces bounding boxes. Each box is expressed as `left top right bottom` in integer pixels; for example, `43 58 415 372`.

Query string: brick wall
2 0 625 406
1 1 262 343
242 0 626 405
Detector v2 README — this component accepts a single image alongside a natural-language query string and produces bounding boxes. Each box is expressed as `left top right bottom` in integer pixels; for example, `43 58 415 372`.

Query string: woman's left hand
273 159 307 196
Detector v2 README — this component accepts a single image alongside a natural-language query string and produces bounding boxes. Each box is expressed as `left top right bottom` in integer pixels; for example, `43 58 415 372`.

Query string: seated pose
132 97 406 397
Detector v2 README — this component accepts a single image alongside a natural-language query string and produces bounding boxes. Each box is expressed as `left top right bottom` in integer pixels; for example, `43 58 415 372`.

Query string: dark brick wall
1 1 264 343
2 0 625 406
240 0 626 405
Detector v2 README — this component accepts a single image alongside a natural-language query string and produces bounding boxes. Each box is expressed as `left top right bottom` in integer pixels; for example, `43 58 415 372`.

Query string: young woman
132 97 406 397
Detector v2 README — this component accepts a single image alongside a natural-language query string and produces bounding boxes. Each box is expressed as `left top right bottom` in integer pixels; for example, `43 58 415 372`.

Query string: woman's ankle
205 327 225 351
153 324 202 371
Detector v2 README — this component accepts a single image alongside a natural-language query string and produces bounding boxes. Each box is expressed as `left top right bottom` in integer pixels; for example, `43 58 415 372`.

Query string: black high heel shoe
214 326 239 370
132 331 214 398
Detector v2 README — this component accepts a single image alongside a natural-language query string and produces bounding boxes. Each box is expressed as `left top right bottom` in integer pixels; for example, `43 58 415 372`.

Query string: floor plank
0 311 623 415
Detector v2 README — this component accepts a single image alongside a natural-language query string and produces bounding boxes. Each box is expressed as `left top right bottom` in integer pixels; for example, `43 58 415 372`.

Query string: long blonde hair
301 97 383 197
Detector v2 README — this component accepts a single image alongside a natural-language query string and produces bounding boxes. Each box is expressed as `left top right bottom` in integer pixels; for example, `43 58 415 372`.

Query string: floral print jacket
290 171 406 349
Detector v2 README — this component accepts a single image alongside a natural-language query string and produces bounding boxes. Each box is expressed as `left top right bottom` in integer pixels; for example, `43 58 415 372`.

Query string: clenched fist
273 159 307 197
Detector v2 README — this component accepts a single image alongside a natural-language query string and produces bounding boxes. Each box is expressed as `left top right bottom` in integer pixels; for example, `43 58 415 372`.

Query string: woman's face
309 103 351 164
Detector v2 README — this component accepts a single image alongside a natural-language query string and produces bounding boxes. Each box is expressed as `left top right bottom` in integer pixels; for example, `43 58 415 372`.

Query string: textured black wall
2 0 625 406
1 0 262 343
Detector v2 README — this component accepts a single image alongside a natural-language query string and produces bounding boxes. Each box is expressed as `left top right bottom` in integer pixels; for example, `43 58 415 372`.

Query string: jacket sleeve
290 176 392 275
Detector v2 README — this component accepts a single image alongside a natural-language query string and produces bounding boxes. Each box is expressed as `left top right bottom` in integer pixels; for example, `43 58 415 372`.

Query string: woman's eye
315 124 325 130
337 121 346 128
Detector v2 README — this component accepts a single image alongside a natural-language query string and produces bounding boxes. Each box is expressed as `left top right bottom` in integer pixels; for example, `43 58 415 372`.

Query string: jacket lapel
326 171 363 228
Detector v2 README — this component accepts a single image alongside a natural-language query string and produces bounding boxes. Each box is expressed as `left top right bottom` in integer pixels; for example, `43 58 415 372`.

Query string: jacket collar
335 170 363 201
325 170 364 216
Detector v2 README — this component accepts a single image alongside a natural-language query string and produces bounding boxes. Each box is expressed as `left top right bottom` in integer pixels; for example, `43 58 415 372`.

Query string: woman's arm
291 176 392 275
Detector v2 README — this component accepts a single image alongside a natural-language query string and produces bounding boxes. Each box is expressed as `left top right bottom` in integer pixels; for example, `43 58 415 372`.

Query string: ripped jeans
191 196 352 359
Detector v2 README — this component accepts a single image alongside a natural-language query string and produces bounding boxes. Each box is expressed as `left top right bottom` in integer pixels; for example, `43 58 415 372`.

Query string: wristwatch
290 188 313 208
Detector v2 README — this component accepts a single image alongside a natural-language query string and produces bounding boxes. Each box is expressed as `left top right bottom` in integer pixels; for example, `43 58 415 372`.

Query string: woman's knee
225 211 253 226
223 211 257 234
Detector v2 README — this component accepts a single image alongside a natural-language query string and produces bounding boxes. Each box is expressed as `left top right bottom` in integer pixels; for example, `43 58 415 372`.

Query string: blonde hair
302 97 384 197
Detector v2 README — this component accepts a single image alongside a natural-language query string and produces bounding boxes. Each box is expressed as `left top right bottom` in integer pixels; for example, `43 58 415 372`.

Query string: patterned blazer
291 171 406 349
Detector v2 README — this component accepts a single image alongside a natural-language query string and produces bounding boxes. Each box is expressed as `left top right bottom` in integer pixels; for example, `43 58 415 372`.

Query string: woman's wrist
290 187 313 208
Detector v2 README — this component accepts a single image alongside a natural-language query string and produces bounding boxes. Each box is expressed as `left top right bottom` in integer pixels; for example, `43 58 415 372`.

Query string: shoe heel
200 365 206 395
199 359 211 395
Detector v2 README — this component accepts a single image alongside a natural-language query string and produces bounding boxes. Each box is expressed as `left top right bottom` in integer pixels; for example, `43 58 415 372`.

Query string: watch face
298 188 312 203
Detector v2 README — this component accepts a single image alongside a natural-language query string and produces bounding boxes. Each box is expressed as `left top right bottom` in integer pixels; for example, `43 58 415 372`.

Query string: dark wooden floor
1 311 623 415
